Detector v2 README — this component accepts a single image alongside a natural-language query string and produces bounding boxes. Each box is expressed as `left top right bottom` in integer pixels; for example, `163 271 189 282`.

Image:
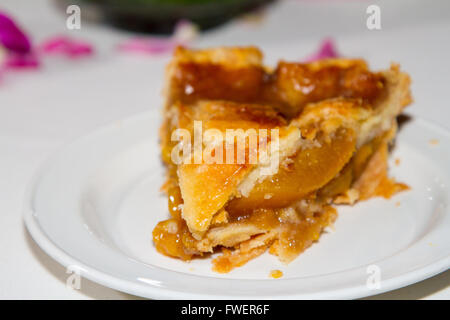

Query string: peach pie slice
153 46 412 273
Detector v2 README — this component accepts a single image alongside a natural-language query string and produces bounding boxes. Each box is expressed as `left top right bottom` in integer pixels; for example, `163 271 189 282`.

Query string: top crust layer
164 46 386 118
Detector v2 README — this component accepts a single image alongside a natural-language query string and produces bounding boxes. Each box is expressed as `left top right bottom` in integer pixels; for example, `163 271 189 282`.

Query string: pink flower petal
303 38 339 62
0 12 39 71
0 47 4 80
0 11 31 54
5 50 39 69
40 36 93 58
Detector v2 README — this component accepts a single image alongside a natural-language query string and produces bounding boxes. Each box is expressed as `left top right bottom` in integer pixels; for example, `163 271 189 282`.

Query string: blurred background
0 0 449 299
56 0 275 33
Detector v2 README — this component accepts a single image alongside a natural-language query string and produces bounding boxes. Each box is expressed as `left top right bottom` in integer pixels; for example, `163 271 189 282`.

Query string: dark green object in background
66 0 274 33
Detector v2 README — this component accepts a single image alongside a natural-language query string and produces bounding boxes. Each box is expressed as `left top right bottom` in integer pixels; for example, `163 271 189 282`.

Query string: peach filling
226 128 357 212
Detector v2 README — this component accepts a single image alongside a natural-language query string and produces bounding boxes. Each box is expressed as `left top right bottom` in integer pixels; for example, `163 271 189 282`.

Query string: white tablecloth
0 0 448 299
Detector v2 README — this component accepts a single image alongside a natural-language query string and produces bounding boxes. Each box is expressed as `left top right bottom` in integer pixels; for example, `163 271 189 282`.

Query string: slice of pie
153 46 412 273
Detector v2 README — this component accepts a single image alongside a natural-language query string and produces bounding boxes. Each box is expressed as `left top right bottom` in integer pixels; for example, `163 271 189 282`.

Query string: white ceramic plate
24 111 450 299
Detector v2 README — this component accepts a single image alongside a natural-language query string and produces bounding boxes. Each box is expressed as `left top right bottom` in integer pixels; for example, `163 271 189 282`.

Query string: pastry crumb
429 139 439 145
395 201 401 207
269 270 283 279
395 158 401 166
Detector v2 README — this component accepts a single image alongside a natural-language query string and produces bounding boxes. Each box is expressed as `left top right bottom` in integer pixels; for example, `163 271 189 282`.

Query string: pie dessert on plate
153 46 412 273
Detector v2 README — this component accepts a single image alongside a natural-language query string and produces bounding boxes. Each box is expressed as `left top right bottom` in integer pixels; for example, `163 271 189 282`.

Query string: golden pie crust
153 46 412 273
